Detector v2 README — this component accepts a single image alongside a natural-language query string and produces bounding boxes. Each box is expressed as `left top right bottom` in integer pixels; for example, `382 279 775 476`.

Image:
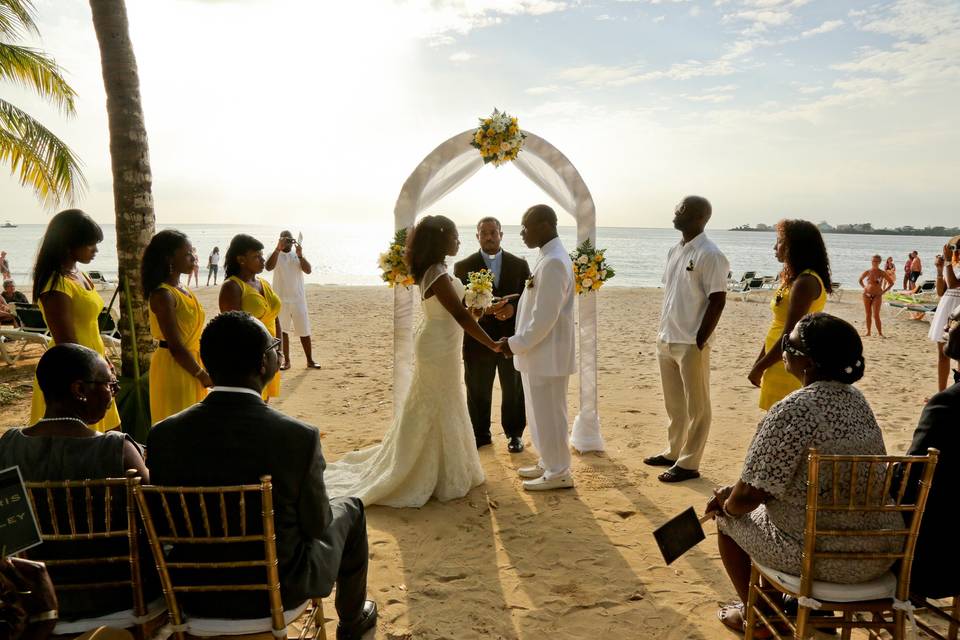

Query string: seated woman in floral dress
708 313 903 634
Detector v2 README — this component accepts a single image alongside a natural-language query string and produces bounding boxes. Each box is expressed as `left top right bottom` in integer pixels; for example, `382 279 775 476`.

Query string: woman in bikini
859 254 894 337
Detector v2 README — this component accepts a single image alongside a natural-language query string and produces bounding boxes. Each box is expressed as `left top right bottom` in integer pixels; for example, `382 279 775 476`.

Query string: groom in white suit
499 204 576 491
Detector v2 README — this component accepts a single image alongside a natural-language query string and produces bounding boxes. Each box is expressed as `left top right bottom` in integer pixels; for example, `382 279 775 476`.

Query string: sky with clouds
2 0 958 229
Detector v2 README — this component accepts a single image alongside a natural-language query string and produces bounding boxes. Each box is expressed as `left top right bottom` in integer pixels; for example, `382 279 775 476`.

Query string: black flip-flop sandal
658 466 701 483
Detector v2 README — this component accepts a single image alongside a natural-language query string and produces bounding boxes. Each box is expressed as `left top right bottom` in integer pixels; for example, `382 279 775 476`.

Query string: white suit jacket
508 237 577 376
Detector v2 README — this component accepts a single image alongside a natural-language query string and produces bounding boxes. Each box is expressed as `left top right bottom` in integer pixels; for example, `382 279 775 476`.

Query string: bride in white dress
325 215 504 508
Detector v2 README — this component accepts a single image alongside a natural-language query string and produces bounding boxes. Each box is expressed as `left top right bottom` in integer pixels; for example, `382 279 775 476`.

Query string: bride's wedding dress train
324 268 485 508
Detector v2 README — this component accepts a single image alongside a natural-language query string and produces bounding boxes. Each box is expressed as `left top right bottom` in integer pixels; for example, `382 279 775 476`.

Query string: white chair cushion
755 561 898 603
184 600 310 637
53 598 166 634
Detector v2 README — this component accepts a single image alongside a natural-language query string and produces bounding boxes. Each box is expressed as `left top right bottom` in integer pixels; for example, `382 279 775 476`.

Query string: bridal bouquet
571 240 615 294
471 108 526 167
378 229 414 289
464 269 495 310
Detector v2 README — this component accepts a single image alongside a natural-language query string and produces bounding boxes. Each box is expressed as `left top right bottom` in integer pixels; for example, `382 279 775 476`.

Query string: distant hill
731 223 960 237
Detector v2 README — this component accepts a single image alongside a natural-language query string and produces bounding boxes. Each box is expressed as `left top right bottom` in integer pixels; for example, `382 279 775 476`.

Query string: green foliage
0 0 85 207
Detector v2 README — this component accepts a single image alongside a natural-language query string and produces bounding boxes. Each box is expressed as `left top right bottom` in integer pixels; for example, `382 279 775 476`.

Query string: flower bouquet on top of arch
571 240 615 294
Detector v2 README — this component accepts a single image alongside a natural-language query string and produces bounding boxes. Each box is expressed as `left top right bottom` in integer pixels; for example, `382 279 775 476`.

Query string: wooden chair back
799 447 939 602
21 471 150 632
135 475 296 640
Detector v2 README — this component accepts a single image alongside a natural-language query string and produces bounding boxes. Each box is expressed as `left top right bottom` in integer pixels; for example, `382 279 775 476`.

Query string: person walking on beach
266 231 322 369
644 196 728 483
206 246 220 286
859 254 893 337
884 256 896 284
454 216 530 452
910 251 923 287
903 253 914 290
186 247 200 287
0 250 9 280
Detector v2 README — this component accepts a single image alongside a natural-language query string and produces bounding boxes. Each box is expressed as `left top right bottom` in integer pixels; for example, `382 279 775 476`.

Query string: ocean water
0 223 950 291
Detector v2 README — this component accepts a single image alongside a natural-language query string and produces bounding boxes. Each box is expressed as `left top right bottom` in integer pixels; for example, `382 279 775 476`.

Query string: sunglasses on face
264 337 282 355
781 334 807 358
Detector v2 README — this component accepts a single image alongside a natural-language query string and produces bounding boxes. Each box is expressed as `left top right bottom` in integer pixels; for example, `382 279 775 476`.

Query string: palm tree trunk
88 0 155 377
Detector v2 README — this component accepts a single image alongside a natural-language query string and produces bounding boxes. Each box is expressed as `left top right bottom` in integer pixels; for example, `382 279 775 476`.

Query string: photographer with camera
930 237 960 391
266 231 321 370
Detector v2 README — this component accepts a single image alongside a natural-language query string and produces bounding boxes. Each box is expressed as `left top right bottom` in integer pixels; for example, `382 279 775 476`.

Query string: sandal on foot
658 466 700 483
643 454 676 467
718 603 772 639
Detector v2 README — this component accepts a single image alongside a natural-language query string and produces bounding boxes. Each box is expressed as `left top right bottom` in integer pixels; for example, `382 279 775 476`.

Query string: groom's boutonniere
525 275 535 289
685 259 695 272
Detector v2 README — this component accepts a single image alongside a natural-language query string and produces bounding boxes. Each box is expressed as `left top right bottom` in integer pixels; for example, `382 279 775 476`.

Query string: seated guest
708 313 902 634
899 304 960 598
0 279 26 325
2 278 28 305
146 312 377 640
0 344 150 620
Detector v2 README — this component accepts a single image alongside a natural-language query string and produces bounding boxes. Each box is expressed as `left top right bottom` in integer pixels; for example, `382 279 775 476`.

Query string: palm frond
0 97 86 207
0 42 76 113
0 0 37 39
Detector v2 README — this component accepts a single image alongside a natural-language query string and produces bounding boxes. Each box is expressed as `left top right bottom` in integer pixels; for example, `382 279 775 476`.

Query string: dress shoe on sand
523 475 574 491
517 465 544 479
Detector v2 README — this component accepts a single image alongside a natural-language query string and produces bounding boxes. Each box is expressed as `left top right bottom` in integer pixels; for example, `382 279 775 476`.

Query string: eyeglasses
84 379 120 395
781 334 807 358
264 337 282 355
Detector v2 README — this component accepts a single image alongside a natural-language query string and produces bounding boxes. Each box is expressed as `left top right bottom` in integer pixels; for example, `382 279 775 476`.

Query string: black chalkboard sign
0 466 41 556
653 507 711 565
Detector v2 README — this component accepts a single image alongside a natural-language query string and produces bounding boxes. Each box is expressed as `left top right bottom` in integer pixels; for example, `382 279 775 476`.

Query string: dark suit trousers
464 350 525 441
291 497 369 621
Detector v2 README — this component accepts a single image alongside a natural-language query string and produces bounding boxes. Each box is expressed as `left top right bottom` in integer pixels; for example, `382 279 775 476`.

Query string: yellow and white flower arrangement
571 240 615 294
378 229 414 288
464 269 495 310
471 108 526 167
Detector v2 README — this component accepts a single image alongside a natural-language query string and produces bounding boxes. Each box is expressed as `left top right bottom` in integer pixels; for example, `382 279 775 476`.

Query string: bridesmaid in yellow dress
218 234 282 401
142 230 211 424
748 219 832 410
29 209 121 432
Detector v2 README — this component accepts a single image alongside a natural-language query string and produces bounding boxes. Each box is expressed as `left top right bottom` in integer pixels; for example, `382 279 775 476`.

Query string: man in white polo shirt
266 230 322 370
644 196 729 483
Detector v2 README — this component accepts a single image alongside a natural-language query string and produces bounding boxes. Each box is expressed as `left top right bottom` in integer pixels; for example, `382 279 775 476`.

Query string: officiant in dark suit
454 217 531 452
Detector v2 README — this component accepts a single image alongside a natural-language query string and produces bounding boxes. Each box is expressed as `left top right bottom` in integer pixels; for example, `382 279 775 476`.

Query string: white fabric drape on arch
392 130 604 453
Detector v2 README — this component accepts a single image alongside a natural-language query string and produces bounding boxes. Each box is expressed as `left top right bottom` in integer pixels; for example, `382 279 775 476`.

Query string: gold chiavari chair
745 448 939 640
134 475 326 640
21 470 165 639
912 595 960 639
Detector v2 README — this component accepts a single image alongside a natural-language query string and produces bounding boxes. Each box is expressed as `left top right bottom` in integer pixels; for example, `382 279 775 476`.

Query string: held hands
496 337 513 357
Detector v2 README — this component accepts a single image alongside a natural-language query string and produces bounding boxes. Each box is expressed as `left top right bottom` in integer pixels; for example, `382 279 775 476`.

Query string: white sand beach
0 285 940 639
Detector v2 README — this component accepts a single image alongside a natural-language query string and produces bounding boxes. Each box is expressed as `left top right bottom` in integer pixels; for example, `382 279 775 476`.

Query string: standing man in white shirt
644 196 728 483
266 230 322 370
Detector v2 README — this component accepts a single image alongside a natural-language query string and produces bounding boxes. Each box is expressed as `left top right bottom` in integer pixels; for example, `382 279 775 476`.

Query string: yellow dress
228 275 281 400
148 283 207 424
759 269 828 410
30 273 122 432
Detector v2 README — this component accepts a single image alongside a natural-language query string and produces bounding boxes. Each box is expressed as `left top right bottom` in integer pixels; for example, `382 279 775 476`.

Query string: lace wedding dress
324 264 485 508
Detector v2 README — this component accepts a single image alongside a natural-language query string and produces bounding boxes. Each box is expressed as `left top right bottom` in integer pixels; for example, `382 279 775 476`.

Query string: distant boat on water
1 221 16 228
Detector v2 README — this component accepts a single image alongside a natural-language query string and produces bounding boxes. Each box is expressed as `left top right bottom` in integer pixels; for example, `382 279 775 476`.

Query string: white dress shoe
517 465 544 479
523 475 574 491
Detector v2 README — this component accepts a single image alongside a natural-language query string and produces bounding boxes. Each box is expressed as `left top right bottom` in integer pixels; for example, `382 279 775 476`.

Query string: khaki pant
657 340 712 471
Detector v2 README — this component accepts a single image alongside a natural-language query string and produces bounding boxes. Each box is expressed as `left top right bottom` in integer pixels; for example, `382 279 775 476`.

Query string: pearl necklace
34 417 88 428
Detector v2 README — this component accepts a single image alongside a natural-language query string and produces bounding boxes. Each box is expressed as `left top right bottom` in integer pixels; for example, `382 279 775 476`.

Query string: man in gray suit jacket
147 311 377 640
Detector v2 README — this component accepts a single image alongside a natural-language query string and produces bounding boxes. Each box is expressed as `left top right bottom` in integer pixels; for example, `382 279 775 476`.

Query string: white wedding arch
391 129 605 453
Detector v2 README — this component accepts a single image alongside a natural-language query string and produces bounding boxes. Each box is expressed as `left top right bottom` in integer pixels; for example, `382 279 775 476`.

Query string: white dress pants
656 340 712 471
520 372 571 479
